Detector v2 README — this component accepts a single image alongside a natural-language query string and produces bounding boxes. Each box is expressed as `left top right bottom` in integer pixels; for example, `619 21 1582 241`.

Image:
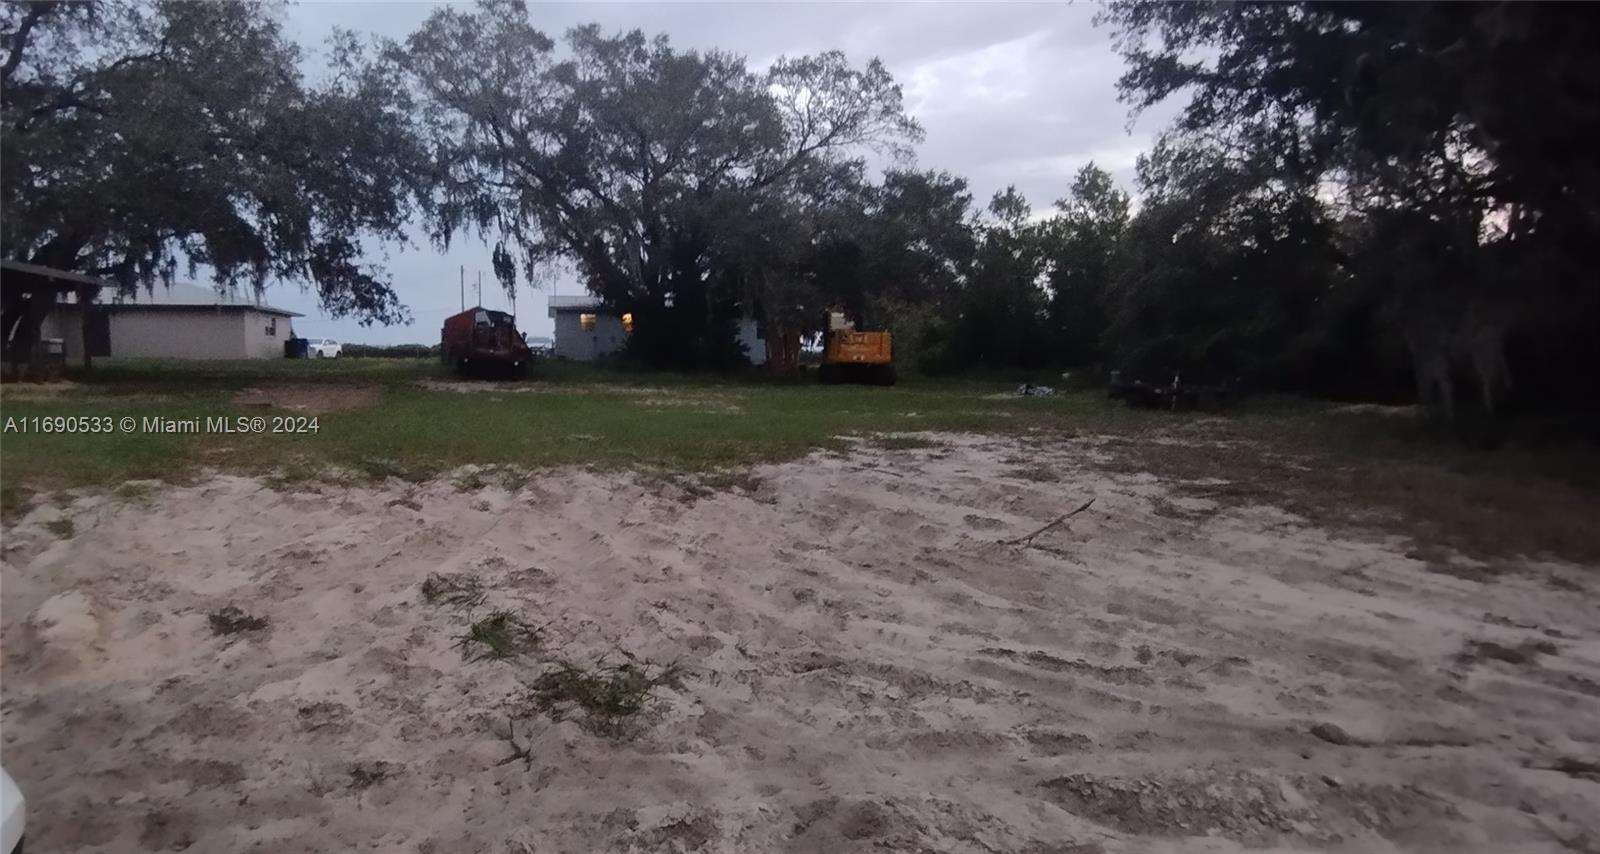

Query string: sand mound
31 590 102 659
2 435 1597 852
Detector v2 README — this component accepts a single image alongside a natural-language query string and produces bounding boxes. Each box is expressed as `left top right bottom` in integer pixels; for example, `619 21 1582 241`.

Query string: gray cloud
271 1 1174 343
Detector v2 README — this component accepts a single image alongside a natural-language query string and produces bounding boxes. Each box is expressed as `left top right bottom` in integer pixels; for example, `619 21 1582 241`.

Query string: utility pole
476 271 483 308
459 265 464 311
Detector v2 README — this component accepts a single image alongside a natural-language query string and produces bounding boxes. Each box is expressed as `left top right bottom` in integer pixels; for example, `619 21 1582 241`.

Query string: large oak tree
399 0 920 367
1099 1 1600 418
2 0 427 371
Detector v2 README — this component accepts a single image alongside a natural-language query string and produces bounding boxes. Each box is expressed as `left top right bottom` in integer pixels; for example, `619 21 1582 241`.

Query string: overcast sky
267 1 1175 344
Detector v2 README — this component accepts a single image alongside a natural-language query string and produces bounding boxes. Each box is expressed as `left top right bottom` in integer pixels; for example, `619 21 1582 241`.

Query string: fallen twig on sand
1004 498 1096 546
494 716 535 769
1528 756 1600 782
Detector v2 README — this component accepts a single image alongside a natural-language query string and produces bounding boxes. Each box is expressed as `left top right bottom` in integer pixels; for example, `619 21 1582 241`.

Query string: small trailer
441 307 533 377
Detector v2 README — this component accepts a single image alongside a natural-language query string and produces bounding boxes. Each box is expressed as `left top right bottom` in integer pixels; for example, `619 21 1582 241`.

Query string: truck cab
441 307 532 377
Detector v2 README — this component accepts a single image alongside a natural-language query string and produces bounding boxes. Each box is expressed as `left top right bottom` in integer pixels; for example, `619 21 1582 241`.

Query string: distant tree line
340 343 439 360
6 1 1597 418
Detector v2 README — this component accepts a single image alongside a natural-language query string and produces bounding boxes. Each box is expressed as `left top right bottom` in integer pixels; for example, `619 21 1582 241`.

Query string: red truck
441 307 533 377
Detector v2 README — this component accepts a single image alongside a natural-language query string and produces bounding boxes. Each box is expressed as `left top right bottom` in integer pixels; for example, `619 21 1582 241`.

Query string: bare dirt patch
3 434 1597 852
233 382 381 413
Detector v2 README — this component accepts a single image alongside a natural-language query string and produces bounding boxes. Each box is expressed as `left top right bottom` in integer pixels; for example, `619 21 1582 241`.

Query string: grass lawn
4 357 1598 565
0 358 1126 501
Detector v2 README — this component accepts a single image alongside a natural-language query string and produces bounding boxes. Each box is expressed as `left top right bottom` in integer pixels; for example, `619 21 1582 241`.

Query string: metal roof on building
99 279 302 317
3 261 301 316
547 294 606 311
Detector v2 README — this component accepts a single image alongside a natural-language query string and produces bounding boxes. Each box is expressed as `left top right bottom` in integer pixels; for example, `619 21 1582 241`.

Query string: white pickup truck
1 765 23 854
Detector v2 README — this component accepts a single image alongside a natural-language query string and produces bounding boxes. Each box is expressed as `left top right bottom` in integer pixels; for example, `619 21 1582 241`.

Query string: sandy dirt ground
2 434 1598 853
234 384 384 414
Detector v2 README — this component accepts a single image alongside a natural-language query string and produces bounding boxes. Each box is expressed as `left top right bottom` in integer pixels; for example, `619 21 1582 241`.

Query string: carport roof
1 259 114 294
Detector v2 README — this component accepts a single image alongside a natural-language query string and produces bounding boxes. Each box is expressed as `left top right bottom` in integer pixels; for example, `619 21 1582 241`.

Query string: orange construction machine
819 309 895 385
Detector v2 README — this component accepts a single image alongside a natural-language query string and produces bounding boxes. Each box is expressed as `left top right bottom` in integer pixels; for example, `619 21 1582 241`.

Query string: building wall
50 307 253 360
40 303 293 362
550 310 767 364
110 310 249 359
552 310 627 361
737 318 767 366
241 310 292 359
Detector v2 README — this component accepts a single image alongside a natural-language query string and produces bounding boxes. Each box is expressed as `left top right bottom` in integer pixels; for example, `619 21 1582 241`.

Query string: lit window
579 312 596 332
621 312 634 334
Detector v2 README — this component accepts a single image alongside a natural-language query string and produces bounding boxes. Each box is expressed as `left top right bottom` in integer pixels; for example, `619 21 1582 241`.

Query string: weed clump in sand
872 434 940 451
457 610 543 661
527 658 684 737
209 605 269 635
347 761 399 790
419 572 486 608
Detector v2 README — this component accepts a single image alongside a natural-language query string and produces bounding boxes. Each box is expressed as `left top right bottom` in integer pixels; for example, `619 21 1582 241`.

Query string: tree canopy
399 0 921 367
6 0 1596 418
1095 0 1600 417
1 0 426 322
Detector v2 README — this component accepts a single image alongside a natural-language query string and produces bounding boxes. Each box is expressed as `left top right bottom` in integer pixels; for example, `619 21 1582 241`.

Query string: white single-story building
43 278 301 361
548 295 628 361
547 294 766 364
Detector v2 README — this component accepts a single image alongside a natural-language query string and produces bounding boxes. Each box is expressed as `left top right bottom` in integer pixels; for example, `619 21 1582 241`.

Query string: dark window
266 317 277 336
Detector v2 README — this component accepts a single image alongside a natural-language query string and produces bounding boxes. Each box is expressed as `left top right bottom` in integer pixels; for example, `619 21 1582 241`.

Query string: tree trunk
763 313 801 381
1463 306 1512 419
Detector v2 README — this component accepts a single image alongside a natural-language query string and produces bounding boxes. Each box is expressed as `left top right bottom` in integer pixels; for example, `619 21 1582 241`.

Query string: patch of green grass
43 517 74 538
2 359 1116 495
527 658 684 738
347 455 430 483
0 398 222 491
208 604 269 635
0 481 29 518
457 610 543 661
262 456 325 491
71 356 447 390
419 572 486 608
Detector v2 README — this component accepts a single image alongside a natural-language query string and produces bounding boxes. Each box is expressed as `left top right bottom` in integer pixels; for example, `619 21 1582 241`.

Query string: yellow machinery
819 310 895 385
